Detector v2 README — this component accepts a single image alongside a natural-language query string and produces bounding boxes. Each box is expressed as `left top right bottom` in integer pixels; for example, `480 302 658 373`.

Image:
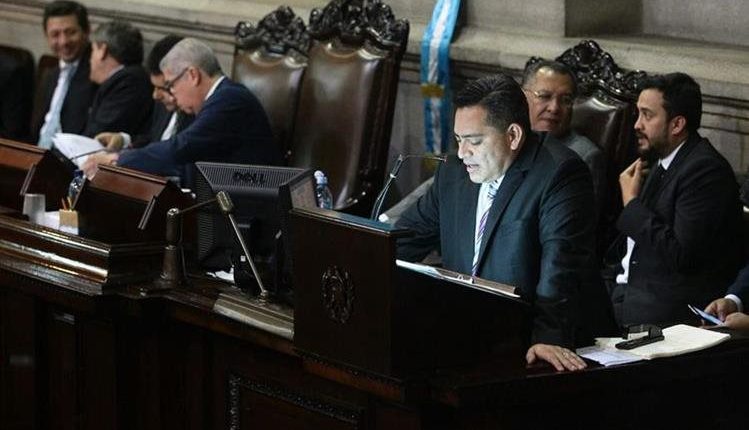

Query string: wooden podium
0 139 73 211
74 165 193 243
290 208 531 377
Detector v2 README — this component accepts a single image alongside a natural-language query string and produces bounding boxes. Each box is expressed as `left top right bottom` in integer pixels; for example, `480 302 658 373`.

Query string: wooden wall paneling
211 334 370 430
78 317 118 430
157 320 210 430
0 289 38 430
45 307 78 430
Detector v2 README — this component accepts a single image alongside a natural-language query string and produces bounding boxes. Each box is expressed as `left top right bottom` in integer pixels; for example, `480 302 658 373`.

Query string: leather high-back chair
555 40 648 175
0 45 34 141
232 6 310 163
288 0 409 215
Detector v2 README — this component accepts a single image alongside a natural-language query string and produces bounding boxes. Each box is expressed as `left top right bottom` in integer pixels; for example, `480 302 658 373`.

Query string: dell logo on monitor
233 171 265 185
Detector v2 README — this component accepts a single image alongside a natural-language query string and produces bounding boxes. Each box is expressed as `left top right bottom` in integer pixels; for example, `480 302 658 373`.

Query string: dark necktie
641 163 666 206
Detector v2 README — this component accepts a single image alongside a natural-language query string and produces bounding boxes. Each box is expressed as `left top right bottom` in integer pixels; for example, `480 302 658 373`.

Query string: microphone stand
370 154 446 221
156 191 270 302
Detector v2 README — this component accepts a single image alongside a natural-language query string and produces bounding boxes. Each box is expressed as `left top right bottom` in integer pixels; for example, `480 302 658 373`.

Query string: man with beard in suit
604 73 743 326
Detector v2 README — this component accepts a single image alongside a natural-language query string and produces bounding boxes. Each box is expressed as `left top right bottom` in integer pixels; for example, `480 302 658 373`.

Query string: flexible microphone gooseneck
155 191 269 301
370 153 446 221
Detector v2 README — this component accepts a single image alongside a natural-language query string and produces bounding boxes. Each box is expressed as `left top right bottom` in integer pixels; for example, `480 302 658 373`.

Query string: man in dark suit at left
82 20 152 138
82 37 279 186
396 74 612 372
32 0 97 147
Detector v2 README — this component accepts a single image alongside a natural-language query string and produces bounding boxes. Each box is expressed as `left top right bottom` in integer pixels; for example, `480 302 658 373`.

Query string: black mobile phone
615 334 664 350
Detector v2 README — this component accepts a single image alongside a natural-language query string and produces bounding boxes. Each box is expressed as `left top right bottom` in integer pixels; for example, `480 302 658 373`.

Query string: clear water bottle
314 170 333 209
68 169 85 204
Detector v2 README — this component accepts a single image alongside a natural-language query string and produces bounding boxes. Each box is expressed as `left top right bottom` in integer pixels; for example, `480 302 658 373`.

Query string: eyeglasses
159 67 189 94
524 89 575 107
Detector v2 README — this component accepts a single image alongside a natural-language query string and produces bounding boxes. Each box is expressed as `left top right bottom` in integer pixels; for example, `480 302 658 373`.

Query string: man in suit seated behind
83 20 152 138
604 73 743 327
33 0 97 147
82 38 280 186
94 34 193 150
522 60 606 211
396 74 610 371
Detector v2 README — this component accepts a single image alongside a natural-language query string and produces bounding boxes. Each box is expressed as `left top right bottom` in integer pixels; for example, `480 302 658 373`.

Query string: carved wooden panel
527 39 649 100
235 6 310 56
227 372 364 430
308 0 409 51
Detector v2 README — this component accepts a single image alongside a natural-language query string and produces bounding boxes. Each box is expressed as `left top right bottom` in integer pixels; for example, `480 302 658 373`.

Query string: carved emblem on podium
321 266 354 324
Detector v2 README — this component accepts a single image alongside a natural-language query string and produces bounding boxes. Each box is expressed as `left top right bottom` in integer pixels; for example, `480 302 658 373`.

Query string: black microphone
154 191 270 301
370 153 446 220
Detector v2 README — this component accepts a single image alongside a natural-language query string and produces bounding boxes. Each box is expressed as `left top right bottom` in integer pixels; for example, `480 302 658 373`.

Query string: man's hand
94 132 124 151
619 158 648 206
82 152 119 179
704 298 739 321
526 343 587 372
724 312 749 330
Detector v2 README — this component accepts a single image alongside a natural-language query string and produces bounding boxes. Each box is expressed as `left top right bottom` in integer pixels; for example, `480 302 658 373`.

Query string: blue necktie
38 63 75 149
472 182 498 276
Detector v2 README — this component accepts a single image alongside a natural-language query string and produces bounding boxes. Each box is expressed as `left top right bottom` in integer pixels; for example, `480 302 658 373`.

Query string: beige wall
1 0 748 192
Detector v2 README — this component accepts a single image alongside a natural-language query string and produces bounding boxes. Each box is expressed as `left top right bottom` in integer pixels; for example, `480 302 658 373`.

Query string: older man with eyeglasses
522 60 606 209
82 37 280 187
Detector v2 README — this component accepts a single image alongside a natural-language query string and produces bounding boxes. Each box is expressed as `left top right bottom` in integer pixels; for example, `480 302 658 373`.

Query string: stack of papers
52 133 105 168
578 324 730 366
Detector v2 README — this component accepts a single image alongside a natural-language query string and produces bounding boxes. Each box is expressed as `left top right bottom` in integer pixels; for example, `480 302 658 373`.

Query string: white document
52 133 105 168
396 259 441 277
576 345 643 366
395 259 520 299
593 324 730 361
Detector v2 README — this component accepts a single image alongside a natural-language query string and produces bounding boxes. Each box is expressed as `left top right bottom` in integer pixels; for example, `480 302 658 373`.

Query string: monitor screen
193 162 316 296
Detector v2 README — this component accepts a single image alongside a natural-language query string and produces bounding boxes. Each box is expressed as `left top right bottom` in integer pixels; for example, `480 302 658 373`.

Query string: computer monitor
193 162 316 297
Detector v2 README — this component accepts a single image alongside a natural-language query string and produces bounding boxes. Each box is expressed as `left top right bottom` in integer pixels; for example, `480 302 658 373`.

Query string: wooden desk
0 214 748 429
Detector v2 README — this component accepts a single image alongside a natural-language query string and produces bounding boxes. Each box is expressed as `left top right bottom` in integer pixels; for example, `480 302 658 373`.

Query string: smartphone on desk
688 304 724 326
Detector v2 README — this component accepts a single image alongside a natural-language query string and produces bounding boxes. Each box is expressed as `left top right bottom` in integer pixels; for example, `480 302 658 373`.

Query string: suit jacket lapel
656 133 700 191
458 179 481 273
475 168 524 270
474 135 539 274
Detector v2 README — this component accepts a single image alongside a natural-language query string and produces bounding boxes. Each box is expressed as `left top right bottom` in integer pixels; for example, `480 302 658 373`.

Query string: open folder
578 324 730 366
396 259 521 299
52 133 105 168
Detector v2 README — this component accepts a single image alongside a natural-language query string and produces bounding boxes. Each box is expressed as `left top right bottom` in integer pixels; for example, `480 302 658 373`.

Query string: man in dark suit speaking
83 38 279 185
604 73 742 326
396 74 604 371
